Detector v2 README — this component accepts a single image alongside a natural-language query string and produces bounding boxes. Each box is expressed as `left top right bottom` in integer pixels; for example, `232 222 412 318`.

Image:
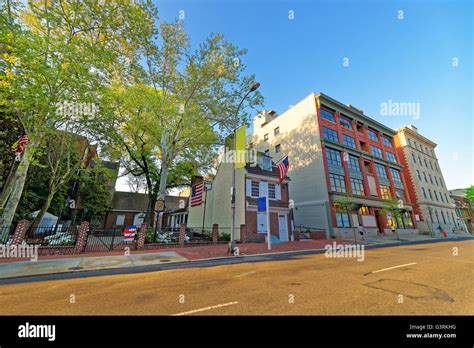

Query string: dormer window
262 156 272 171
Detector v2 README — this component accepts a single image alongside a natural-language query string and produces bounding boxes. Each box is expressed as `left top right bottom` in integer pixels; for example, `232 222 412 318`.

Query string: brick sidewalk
0 239 348 263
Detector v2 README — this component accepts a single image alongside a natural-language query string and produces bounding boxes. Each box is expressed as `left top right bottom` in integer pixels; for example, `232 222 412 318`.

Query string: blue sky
153 0 472 190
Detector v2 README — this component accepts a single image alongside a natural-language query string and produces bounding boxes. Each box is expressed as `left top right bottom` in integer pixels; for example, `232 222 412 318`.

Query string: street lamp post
230 82 260 249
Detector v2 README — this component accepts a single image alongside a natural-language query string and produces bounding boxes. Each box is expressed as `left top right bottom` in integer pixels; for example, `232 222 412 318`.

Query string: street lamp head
250 82 260 92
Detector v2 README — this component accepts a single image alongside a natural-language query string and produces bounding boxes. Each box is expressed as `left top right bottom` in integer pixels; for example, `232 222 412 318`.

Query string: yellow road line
172 301 239 316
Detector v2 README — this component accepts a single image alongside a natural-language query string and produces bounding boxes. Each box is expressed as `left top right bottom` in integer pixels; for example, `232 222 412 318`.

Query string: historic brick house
187 152 292 242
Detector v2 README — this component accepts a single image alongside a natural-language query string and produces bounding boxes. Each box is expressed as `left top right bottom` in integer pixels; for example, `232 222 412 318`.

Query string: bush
218 232 231 241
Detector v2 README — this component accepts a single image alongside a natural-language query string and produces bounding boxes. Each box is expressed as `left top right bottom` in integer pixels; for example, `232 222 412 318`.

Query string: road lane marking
234 271 256 278
172 301 239 316
366 262 417 275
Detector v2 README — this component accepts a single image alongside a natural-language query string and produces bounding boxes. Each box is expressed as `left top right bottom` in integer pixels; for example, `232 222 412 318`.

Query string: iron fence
24 224 78 246
84 225 137 252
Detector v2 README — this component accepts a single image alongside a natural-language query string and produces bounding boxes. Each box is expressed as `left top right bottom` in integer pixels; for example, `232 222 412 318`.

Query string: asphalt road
0 240 472 315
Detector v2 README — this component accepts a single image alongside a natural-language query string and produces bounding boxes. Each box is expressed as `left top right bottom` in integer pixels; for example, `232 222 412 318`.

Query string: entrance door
278 214 289 241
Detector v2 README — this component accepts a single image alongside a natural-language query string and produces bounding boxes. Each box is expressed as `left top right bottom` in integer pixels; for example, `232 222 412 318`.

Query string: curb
0 236 472 284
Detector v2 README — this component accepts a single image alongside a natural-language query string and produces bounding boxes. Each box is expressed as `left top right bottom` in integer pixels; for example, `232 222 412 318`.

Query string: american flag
277 156 289 183
191 181 204 207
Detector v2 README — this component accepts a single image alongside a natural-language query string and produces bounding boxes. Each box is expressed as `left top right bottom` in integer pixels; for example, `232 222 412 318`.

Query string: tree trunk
30 187 55 232
0 146 32 226
0 161 18 211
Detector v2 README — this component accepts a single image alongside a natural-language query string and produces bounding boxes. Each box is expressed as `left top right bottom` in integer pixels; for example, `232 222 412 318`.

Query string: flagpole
230 82 260 249
274 153 290 164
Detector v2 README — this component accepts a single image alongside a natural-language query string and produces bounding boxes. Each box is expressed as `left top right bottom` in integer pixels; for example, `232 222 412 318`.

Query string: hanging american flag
191 181 204 207
277 156 289 183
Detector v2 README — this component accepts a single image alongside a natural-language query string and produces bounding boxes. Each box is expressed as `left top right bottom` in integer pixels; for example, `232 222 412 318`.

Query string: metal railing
84 226 137 252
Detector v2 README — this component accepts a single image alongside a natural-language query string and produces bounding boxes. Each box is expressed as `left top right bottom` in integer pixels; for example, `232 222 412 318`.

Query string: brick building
249 93 418 239
187 152 291 242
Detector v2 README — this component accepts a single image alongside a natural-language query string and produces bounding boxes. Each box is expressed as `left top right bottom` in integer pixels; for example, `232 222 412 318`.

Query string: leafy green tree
126 20 263 214
77 162 113 221
465 186 474 202
0 0 156 226
333 192 361 243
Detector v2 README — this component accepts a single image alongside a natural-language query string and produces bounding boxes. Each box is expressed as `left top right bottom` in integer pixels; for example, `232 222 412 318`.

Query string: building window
329 173 346 193
320 108 335 122
116 215 125 226
414 141 418 149
434 176 439 186
396 189 406 201
367 129 378 141
342 134 356 148
412 153 416 163
264 133 269 141
422 187 427 199
386 152 397 163
262 156 272 171
359 206 370 215
428 189 433 200
390 168 402 183
323 127 339 142
370 145 383 158
347 155 361 172
335 212 351 227
264 149 270 156
339 117 353 130
440 193 444 203
274 127 280 136
416 170 421 180
445 193 449 203
408 139 412 147
380 185 392 200
326 147 342 167
429 174 433 184
350 177 364 195
375 163 388 179
441 211 446 224
418 155 422 164
382 136 393 148
268 183 276 199
251 181 259 197
275 144 281 153
434 191 439 201
423 172 427 183
430 161 434 170
424 158 428 168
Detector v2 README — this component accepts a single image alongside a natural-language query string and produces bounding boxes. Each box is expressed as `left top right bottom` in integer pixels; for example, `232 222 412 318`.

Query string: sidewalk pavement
0 239 345 279
1 235 472 280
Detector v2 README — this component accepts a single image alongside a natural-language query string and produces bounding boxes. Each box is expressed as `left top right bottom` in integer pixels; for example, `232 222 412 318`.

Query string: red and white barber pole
123 226 137 243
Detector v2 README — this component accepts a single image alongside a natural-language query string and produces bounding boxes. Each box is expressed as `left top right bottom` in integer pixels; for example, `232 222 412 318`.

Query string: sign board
257 197 267 233
123 226 137 242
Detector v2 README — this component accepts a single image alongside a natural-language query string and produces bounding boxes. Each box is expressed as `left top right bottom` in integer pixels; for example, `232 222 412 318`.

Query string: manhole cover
68 266 83 270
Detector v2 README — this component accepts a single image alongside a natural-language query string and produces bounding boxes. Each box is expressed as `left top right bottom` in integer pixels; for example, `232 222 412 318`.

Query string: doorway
278 214 289 242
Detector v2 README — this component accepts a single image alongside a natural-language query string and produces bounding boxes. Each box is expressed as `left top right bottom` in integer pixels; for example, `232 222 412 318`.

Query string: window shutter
275 184 281 200
246 179 252 197
259 181 268 198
